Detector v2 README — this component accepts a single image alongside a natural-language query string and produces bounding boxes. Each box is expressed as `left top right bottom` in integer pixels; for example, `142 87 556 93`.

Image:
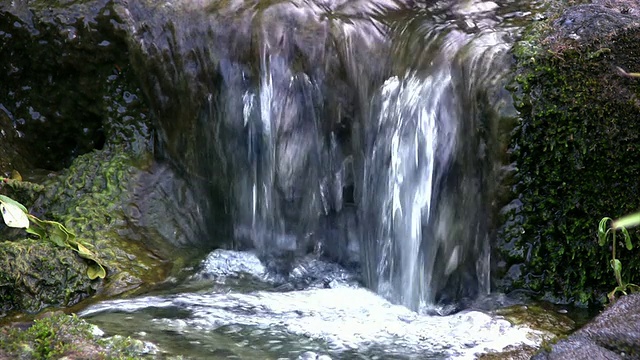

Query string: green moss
0 313 156 359
36 150 174 297
0 239 94 314
503 8 640 305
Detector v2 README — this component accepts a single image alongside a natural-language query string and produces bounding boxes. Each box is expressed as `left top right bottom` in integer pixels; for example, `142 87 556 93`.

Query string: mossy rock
501 0 640 305
1 145 209 315
0 312 158 359
0 0 208 315
0 240 95 314
32 149 203 298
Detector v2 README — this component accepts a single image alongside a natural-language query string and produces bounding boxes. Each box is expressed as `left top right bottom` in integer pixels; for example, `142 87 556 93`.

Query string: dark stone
533 293 640 359
0 0 138 171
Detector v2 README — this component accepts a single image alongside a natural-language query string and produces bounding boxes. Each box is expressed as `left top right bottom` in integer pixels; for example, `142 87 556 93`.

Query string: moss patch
0 240 95 314
502 2 640 304
0 312 156 359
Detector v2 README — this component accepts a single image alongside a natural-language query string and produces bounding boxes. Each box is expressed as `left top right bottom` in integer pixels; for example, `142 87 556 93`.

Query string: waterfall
124 0 519 311
360 25 512 311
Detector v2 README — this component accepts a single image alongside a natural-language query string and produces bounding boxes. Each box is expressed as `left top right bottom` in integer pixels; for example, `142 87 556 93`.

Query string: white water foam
81 251 544 359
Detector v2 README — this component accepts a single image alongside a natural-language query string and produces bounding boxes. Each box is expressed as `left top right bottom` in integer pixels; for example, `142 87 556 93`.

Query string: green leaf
627 284 640 293
0 195 28 214
613 212 640 230
25 226 45 239
20 210 107 281
76 243 97 259
48 225 68 248
26 215 76 248
74 242 107 280
611 259 622 275
598 217 612 246
87 263 106 280
0 200 29 228
621 227 633 250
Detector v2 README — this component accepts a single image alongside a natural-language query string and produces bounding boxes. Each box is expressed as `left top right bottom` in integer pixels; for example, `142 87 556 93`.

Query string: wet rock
533 293 640 359
199 249 267 279
33 149 211 298
110 0 397 261
0 149 209 313
0 0 146 171
477 345 539 360
196 249 359 291
548 2 639 44
495 304 576 336
0 0 215 312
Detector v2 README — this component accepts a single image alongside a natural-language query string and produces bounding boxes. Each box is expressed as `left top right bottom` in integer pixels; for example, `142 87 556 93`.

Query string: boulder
533 293 640 359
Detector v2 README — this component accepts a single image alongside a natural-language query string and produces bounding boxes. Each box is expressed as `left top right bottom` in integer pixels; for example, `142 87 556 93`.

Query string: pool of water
80 250 547 359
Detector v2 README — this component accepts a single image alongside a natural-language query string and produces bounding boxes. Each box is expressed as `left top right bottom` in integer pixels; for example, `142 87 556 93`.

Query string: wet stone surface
533 293 640 360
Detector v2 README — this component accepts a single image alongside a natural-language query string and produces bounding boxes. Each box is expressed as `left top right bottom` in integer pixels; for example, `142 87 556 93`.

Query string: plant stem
612 228 616 261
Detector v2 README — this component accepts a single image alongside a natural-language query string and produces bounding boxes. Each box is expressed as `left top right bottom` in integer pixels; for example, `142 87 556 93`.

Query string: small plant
598 212 640 302
0 194 107 280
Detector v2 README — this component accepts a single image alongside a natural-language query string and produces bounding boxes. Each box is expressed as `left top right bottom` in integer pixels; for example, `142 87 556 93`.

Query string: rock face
114 0 397 255
0 0 209 314
0 0 141 171
533 293 640 359
500 0 640 305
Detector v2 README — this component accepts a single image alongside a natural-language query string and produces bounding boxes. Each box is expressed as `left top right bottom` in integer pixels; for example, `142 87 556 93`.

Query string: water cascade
123 0 524 310
71 0 553 357
361 25 515 311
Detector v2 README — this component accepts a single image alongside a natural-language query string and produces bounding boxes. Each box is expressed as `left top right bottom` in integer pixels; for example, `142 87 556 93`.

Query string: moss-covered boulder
0 240 95 314
501 0 640 304
0 148 211 314
0 312 159 359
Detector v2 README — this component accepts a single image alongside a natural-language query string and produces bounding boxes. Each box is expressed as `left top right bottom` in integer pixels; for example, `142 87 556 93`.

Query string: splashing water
360 26 514 311
80 250 547 359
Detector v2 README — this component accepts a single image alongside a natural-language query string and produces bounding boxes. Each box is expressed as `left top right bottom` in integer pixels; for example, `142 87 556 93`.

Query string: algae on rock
0 240 95 314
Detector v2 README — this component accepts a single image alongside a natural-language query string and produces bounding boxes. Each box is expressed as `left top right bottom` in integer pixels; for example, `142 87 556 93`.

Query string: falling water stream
81 0 549 358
